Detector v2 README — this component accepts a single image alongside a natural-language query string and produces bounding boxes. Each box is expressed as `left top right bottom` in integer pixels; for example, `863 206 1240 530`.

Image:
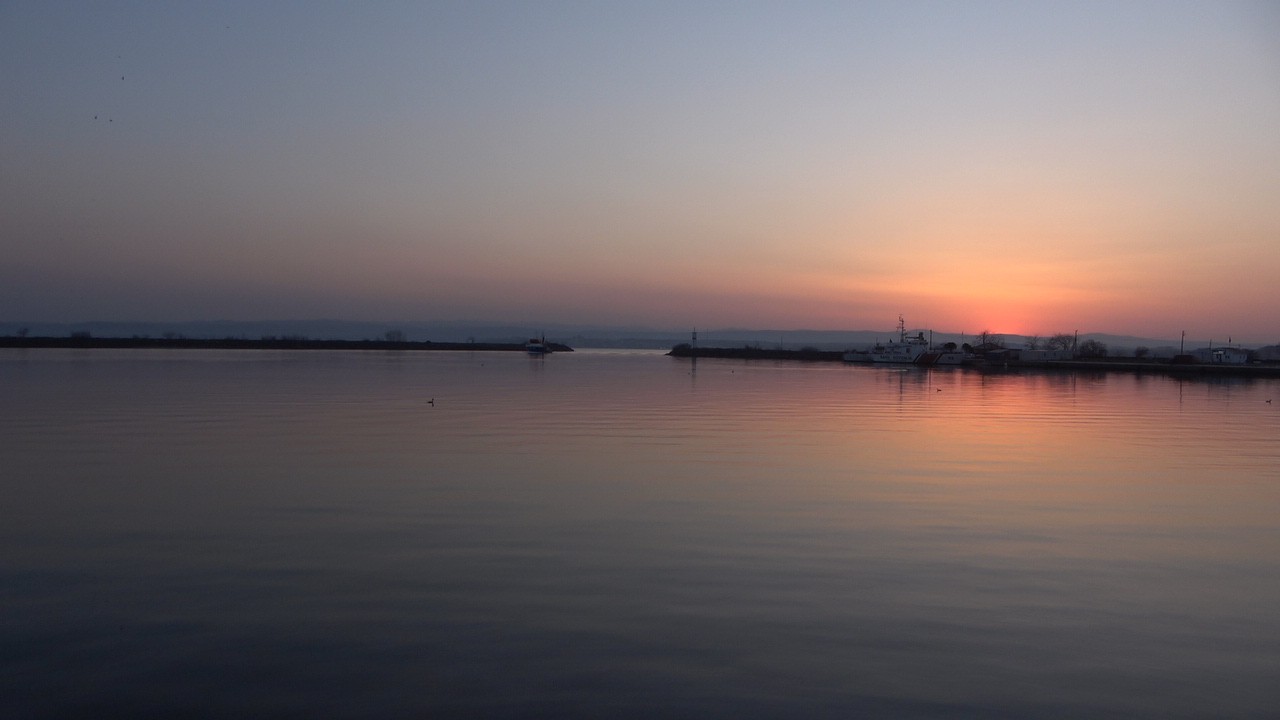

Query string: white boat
843 316 930 364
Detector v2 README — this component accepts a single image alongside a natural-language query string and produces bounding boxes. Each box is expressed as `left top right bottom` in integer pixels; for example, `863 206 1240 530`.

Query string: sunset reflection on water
3 349 1278 718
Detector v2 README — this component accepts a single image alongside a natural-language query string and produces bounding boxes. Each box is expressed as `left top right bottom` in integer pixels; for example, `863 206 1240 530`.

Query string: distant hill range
1 319 1276 357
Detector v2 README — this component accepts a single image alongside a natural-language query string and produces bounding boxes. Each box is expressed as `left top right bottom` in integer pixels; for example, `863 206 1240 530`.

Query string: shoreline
667 345 1280 378
0 337 574 353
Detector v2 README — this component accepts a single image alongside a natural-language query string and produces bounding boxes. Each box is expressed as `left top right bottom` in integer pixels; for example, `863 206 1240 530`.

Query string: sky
3 1 1278 341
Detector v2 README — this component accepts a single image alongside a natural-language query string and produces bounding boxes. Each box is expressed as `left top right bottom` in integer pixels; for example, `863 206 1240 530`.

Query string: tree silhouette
1078 339 1108 358
1046 333 1076 352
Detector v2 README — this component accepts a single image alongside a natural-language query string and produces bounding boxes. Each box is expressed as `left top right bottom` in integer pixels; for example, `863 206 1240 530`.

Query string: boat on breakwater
843 316 931 364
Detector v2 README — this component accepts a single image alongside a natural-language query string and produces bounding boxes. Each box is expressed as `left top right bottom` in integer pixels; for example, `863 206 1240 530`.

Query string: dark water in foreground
3 349 1279 718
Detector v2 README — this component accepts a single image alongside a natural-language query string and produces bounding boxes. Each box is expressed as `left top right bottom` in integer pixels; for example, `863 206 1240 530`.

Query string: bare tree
977 329 1004 349
1024 335 1041 350
1078 339 1108 358
1134 346 1150 359
1046 333 1076 352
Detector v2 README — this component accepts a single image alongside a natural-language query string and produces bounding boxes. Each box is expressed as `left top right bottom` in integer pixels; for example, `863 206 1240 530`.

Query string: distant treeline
0 335 573 353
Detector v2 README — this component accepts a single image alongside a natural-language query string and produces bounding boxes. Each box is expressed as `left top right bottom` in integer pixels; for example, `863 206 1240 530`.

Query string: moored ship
843 316 930 364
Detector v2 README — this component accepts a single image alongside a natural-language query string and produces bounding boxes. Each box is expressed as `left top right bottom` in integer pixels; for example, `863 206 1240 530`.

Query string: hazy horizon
4 316 1274 349
3 2 1278 340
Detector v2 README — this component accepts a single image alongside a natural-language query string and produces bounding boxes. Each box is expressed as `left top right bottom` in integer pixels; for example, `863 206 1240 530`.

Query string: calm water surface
3 349 1279 718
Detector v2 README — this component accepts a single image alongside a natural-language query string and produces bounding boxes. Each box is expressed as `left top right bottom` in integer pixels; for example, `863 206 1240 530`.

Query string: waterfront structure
1192 347 1249 364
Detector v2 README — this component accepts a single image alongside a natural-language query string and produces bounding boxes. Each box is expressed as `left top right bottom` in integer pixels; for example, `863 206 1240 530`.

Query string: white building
1191 347 1250 364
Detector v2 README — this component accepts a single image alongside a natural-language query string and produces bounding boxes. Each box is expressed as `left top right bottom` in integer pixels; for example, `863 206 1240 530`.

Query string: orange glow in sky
2 3 1278 342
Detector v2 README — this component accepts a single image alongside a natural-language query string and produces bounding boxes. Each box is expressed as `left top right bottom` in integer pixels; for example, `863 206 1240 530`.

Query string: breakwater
0 337 574 353
667 345 844 362
668 344 1280 377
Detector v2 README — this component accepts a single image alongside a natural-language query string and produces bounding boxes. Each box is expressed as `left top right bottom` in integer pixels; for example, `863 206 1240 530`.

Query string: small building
1191 347 1249 365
